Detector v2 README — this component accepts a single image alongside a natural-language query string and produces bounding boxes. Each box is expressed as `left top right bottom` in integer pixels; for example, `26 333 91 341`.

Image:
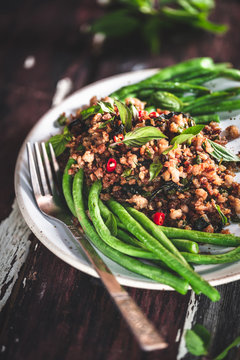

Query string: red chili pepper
113 134 124 143
138 110 148 119
149 111 158 118
106 158 117 172
153 212 165 226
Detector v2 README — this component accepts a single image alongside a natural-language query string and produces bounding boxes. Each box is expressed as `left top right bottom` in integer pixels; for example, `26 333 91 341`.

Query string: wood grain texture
1 1 240 359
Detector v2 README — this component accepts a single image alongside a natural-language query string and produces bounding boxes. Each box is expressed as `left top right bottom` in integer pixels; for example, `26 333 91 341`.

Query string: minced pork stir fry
57 96 240 233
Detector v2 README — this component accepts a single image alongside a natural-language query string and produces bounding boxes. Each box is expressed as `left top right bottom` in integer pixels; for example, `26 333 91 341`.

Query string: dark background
1 1 240 359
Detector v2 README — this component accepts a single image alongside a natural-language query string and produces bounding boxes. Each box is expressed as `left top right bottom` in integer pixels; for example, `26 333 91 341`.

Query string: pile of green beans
62 159 240 301
110 57 240 123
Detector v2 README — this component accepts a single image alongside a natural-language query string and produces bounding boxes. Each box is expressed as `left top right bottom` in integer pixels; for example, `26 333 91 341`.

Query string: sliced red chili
113 134 124 143
153 212 165 226
149 111 158 118
138 110 148 119
106 158 117 172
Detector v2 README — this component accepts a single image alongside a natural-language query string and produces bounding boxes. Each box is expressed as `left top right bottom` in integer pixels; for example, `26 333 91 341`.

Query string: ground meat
170 209 183 220
62 96 240 232
127 195 148 210
196 188 208 200
226 125 240 140
82 151 94 164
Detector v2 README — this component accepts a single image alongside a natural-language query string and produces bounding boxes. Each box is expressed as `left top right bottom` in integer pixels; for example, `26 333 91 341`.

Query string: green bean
88 181 165 259
183 88 240 113
190 99 240 115
172 63 230 82
193 114 220 124
187 72 221 85
126 207 201 293
117 228 144 248
108 199 220 301
160 226 240 247
126 206 191 266
98 198 113 220
184 89 240 111
181 247 240 264
72 170 188 293
62 158 77 217
219 68 240 81
110 58 214 100
135 81 210 95
171 239 199 254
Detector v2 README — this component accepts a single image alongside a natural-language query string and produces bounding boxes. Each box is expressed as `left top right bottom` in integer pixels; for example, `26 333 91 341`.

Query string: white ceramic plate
15 69 240 290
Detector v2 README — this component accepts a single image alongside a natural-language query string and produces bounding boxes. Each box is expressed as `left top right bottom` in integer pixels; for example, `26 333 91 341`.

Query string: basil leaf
149 160 163 181
162 143 178 155
129 103 139 121
215 204 228 226
149 91 183 111
181 124 205 135
57 113 68 126
81 105 101 121
105 213 118 236
208 139 240 162
185 324 210 356
114 99 132 132
170 133 195 145
170 124 205 145
98 101 115 114
214 336 240 360
112 126 167 147
99 117 115 129
46 126 72 157
122 168 132 177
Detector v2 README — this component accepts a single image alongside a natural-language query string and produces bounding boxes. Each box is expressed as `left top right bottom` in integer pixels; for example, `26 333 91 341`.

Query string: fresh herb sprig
185 323 240 359
208 139 240 162
90 1 227 54
46 126 72 157
111 126 167 147
163 124 205 154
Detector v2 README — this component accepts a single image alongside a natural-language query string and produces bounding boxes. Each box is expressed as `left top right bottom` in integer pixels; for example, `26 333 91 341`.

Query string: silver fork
26 141 168 352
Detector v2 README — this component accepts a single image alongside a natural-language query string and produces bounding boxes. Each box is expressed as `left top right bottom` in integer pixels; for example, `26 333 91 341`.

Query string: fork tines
27 142 60 199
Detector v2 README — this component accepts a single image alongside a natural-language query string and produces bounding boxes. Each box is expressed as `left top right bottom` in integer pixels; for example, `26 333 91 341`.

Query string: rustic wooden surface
0 1 240 359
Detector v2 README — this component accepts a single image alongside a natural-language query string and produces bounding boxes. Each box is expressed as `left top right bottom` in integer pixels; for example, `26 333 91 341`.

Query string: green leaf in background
118 0 154 13
112 126 167 147
185 323 210 356
91 9 140 38
114 99 132 132
188 0 215 11
149 160 163 181
214 336 240 360
215 204 228 226
46 126 72 157
208 139 240 162
142 16 162 54
105 213 118 236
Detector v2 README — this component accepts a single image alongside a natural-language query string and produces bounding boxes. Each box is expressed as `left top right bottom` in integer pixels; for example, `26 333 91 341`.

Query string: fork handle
68 225 168 351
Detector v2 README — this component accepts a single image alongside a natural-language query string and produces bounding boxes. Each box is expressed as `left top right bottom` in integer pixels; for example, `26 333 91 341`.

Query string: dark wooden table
1 1 240 359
